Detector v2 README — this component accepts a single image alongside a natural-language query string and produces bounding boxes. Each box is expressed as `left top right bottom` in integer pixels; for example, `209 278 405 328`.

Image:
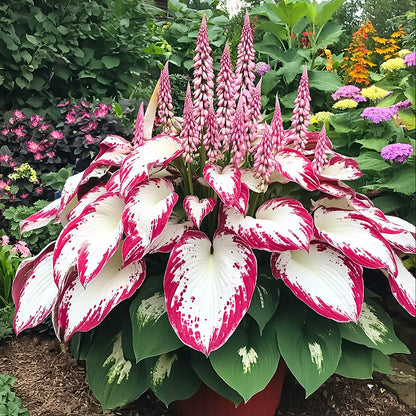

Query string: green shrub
0 374 29 416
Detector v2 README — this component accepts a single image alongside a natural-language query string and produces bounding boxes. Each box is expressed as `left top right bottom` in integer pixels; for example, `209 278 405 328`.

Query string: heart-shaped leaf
318 154 362 181
183 196 216 228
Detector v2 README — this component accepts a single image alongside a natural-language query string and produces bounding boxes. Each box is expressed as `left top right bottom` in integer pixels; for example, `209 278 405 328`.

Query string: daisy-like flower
361 86 391 100
360 106 397 123
404 52 415 66
331 85 361 100
380 57 406 72
381 143 414 162
332 99 358 110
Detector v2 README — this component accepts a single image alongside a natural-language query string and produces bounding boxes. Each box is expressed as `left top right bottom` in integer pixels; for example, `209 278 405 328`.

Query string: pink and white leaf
230 183 249 215
20 198 61 234
57 248 146 341
122 178 178 264
314 207 398 276
318 180 356 199
318 155 362 181
67 184 107 222
119 134 182 197
53 193 124 288
240 168 268 193
274 149 319 191
183 196 216 228
382 253 415 316
271 241 363 322
203 163 241 206
382 229 416 254
219 198 313 252
13 242 57 334
165 228 257 355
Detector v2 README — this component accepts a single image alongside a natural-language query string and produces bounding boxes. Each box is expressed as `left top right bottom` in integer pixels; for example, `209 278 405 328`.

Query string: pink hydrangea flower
82 121 98 132
404 52 415 66
26 141 44 153
66 113 76 124
30 115 43 128
94 103 111 118
381 143 413 162
38 123 50 132
12 126 26 139
50 130 63 140
13 110 26 120
0 154 11 163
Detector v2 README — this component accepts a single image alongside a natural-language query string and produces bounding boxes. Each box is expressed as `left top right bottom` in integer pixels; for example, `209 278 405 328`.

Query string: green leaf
356 138 389 152
190 351 243 406
129 276 183 362
355 151 390 172
372 349 392 374
397 110 416 130
269 1 309 28
309 71 342 92
379 166 416 195
276 61 303 84
25 34 39 45
261 70 278 95
372 194 410 214
102 56 120 69
312 0 346 26
275 301 341 396
315 22 343 47
145 351 200 406
335 340 373 379
209 318 280 402
339 299 410 355
247 275 280 334
54 65 72 81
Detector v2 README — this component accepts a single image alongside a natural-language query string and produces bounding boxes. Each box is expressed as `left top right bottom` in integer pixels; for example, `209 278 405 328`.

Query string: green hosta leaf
309 71 342 92
380 167 415 196
71 331 95 361
372 349 392 374
102 56 120 69
356 138 389 152
339 299 409 355
275 301 341 396
247 275 280 334
191 351 243 406
209 318 280 402
355 151 390 172
335 340 373 379
145 351 200 406
372 194 410 214
130 276 183 362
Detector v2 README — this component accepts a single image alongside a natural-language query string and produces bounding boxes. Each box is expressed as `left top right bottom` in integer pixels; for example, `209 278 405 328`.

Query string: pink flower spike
203 104 221 162
193 14 215 132
235 10 256 96
133 103 145 147
181 83 199 163
270 93 285 152
216 41 237 151
311 125 329 173
287 66 311 152
157 62 174 134
253 124 276 187
230 92 248 165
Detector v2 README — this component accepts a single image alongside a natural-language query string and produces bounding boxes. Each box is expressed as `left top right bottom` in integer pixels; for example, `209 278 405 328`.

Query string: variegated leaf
183 196 216 228
122 178 178 265
13 242 57 334
164 228 257 355
314 207 398 277
318 155 362 181
57 248 146 341
240 168 268 193
53 193 124 288
119 135 182 197
318 180 356 199
230 183 249 215
271 242 363 322
275 149 319 191
67 184 107 222
20 198 61 234
219 199 313 252
203 163 241 207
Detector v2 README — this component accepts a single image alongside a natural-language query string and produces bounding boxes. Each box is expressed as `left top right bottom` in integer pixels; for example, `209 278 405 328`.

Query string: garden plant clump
9 11 416 414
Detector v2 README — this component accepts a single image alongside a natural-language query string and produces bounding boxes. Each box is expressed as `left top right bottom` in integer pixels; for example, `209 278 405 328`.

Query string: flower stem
186 162 194 195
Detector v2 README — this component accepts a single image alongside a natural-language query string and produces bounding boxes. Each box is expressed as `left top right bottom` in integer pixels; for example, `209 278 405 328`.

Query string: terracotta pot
174 360 287 416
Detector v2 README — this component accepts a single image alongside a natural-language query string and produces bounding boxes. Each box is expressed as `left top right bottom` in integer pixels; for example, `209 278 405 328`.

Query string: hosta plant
12 13 415 412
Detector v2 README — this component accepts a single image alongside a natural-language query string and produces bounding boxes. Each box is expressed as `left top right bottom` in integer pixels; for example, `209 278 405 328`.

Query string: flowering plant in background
11 14 415 412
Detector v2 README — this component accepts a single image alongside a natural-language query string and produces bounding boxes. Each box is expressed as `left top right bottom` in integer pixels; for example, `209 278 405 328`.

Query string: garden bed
0 333 413 416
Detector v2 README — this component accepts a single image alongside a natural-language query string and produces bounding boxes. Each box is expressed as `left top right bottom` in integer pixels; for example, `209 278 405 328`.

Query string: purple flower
352 94 366 103
360 106 397 123
331 85 361 100
381 143 414 162
393 99 411 111
404 52 415 67
255 62 271 76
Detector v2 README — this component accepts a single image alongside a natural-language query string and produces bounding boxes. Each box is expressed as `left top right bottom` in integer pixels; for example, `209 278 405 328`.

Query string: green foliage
0 0 163 117
0 245 23 308
3 201 62 254
40 168 73 192
0 374 29 416
0 306 14 341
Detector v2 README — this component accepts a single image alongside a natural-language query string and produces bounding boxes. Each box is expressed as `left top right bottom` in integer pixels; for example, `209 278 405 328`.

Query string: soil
0 333 414 416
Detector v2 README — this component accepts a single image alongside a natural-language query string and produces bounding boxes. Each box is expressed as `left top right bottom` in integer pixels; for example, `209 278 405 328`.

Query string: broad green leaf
312 0 346 26
276 61 303 84
209 318 280 402
335 340 373 379
247 275 280 334
261 70 279 95
257 21 287 42
355 151 390 172
275 300 341 396
372 194 410 214
309 71 342 92
129 276 183 362
145 351 200 406
339 299 410 355
380 167 415 196
25 34 39 45
54 65 72 81
102 56 120 69
269 1 309 28
372 349 392 374
71 330 95 361
315 22 343 47
190 351 243 406
397 110 416 130
356 138 389 152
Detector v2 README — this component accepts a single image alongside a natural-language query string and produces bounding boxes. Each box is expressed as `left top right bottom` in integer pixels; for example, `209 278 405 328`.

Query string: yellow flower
8 163 38 183
314 112 334 123
380 57 406 71
361 86 390 100
310 115 318 124
332 99 358 110
398 49 412 58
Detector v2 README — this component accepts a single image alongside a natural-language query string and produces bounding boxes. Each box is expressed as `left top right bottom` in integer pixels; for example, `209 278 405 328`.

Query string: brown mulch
0 334 414 416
